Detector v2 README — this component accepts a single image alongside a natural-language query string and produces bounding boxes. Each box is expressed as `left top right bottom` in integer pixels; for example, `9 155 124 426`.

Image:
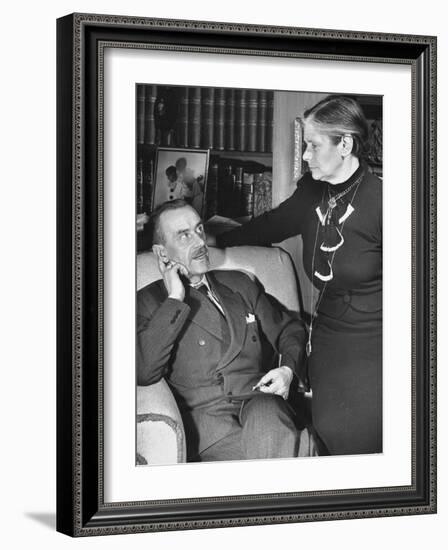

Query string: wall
274 91 327 312
273 91 326 205
1 1 445 549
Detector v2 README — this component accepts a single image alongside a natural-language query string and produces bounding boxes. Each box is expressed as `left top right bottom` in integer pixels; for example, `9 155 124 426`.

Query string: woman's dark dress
218 163 382 455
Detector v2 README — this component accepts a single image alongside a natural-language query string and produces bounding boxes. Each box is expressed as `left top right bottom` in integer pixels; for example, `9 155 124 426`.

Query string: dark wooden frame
57 13 437 537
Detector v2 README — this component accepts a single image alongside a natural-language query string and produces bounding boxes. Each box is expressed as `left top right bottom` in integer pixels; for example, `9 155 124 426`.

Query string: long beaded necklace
305 172 363 357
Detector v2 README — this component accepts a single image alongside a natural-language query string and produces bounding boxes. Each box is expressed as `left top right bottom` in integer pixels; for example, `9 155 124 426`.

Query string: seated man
137 199 308 462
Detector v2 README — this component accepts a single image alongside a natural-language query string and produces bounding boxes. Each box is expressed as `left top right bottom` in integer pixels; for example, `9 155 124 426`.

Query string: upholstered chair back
137 246 300 314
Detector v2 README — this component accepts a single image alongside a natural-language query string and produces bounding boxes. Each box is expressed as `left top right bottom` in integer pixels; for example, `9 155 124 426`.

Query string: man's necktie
196 283 225 317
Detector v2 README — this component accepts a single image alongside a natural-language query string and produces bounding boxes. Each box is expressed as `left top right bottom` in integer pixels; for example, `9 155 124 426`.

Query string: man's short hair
149 199 191 245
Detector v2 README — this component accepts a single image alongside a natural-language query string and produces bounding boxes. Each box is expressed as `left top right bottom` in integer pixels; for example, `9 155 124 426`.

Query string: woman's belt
319 288 382 319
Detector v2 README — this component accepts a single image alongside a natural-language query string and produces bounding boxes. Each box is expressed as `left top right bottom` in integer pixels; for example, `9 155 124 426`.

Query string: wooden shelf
210 150 272 159
138 144 272 159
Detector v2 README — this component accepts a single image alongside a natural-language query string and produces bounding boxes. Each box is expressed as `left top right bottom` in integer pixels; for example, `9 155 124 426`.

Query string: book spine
225 89 236 151
264 174 272 213
217 163 234 217
228 172 237 218
214 88 226 151
247 90 258 152
234 165 244 217
189 87 202 148
253 173 265 217
266 90 274 153
369 119 383 165
206 160 219 219
144 85 157 145
236 89 247 151
144 159 154 214
137 158 144 213
257 90 267 152
201 87 215 149
177 86 189 147
242 172 254 217
253 172 273 217
136 85 145 145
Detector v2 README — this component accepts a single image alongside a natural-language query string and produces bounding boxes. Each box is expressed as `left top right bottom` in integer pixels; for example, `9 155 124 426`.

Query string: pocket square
246 313 256 324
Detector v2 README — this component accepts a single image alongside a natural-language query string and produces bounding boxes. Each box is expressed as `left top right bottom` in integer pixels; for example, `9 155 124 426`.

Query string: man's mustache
192 246 208 259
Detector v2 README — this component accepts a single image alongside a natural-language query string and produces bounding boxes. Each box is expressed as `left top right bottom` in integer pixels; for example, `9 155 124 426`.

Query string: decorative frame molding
57 13 437 536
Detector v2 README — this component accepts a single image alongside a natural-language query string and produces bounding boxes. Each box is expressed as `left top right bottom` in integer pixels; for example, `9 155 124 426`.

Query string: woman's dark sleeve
216 183 305 248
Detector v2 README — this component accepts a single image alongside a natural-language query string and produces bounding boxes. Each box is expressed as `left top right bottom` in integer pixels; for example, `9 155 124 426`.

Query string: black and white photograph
52 8 438 540
150 148 209 216
135 84 383 465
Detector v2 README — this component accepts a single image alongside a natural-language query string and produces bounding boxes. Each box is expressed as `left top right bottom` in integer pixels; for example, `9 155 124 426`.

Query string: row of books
367 119 383 166
136 85 274 153
205 158 272 220
136 157 154 215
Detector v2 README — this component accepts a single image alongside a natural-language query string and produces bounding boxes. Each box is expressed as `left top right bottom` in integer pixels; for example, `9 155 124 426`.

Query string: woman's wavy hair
304 95 371 160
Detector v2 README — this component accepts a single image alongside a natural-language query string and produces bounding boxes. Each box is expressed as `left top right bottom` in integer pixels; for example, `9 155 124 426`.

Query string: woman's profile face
302 121 345 184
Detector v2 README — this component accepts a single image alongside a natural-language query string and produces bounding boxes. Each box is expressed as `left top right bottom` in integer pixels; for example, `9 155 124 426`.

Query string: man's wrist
278 365 293 383
280 365 309 392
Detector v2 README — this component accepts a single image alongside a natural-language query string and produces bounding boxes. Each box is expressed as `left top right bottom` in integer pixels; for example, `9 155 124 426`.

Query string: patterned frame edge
56 12 437 537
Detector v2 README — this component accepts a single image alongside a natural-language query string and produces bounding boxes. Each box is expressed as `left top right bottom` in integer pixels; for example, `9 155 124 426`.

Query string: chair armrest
137 379 186 465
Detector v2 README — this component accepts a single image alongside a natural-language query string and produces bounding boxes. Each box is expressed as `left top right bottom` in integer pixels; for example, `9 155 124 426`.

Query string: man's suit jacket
137 270 306 455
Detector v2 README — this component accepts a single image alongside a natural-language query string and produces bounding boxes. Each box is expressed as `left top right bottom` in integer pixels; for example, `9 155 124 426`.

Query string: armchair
137 245 315 465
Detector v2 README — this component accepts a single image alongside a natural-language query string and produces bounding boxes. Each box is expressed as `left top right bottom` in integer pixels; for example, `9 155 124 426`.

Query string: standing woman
216 96 382 456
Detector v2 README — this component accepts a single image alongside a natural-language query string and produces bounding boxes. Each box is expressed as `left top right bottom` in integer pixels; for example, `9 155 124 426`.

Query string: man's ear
152 244 167 262
340 134 354 157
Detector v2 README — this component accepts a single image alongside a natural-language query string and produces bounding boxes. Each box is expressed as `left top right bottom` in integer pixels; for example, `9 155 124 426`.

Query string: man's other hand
252 366 293 400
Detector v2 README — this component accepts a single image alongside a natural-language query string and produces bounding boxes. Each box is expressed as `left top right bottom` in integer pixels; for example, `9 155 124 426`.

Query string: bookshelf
136 85 274 226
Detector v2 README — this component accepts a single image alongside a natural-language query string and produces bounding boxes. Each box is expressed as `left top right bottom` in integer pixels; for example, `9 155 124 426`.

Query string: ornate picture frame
56 13 436 536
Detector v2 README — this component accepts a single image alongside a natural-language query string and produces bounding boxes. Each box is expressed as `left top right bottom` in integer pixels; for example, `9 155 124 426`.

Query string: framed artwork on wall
152 147 209 217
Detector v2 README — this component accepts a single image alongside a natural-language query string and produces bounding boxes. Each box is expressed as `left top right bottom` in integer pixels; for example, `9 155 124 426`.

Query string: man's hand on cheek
158 257 188 301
